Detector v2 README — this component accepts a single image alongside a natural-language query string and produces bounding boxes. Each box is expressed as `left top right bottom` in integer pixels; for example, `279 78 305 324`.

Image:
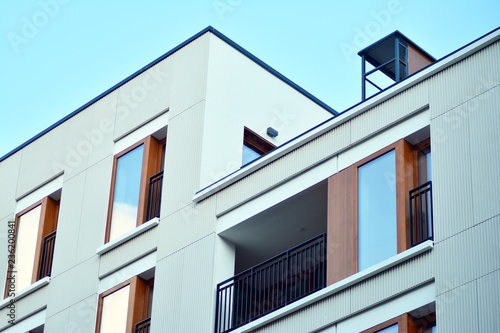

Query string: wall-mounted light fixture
267 127 278 138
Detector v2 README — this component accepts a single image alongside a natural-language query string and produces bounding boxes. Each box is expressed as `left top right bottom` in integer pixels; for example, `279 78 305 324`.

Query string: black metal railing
146 171 164 221
215 234 326 333
38 231 56 279
409 181 433 246
135 318 151 333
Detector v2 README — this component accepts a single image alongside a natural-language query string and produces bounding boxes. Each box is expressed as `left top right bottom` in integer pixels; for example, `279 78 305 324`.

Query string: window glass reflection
242 144 262 165
109 145 144 241
15 205 41 292
358 150 397 271
99 285 130 333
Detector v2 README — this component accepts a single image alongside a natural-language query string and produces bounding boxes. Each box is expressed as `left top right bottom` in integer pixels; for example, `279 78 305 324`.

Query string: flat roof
0 26 337 163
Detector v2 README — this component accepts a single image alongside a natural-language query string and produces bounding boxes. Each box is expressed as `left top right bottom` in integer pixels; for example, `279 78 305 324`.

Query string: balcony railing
38 230 56 279
135 318 151 333
146 171 164 221
409 181 433 246
215 234 326 333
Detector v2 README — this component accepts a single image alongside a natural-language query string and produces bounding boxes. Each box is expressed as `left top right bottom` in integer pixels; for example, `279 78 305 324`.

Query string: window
96 277 153 333
242 127 275 165
5 196 59 298
361 312 436 333
106 136 165 243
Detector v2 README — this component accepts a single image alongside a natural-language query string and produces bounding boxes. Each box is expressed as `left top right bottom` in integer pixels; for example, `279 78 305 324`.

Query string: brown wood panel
396 140 416 253
408 44 434 75
33 197 59 282
327 167 357 285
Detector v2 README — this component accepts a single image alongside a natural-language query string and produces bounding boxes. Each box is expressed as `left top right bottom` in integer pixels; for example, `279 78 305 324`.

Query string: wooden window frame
95 276 152 333
327 139 416 284
105 136 165 243
361 313 418 333
243 127 275 155
4 196 59 298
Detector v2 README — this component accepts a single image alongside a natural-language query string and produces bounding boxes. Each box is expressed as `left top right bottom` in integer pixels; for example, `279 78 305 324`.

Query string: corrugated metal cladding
428 40 500 119
98 227 158 277
216 81 429 216
46 256 99 317
477 270 500 332
436 281 478 332
151 234 216 332
434 215 500 295
350 82 428 144
252 252 434 333
161 101 205 217
468 86 500 224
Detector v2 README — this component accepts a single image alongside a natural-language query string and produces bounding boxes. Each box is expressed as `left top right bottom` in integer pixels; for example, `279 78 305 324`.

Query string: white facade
0 26 499 333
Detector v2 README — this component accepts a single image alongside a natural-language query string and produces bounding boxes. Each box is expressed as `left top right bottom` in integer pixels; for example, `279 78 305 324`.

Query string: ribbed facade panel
216 122 350 216
350 251 434 312
113 58 172 140
168 32 210 119
251 289 350 333
46 257 99 317
468 86 500 224
429 40 500 119
151 234 216 332
51 173 86 277
0 286 48 329
434 215 500 294
16 109 94 196
76 156 112 265
477 270 500 333
67 295 98 333
161 101 205 217
98 227 158 278
430 108 473 242
157 197 216 260
436 281 478 333
350 82 428 144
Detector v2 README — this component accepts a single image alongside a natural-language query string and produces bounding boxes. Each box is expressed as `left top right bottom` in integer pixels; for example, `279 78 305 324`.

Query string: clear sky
0 0 499 158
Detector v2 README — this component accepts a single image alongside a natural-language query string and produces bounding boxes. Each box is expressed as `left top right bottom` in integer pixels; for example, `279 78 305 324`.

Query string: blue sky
0 0 499 158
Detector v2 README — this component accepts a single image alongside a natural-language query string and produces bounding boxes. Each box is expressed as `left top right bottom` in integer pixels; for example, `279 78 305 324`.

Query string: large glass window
109 144 144 241
99 285 130 333
241 127 275 166
14 205 41 292
358 150 397 271
376 324 398 333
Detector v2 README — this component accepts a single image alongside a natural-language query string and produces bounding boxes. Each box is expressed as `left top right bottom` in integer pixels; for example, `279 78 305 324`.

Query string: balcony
38 230 56 279
146 171 163 221
215 234 326 333
409 181 433 246
135 318 151 333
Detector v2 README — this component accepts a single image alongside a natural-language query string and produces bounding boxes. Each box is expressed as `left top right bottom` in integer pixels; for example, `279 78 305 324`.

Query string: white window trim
96 217 159 256
231 240 434 333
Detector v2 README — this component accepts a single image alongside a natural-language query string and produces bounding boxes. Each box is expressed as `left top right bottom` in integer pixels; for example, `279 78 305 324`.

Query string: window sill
96 217 159 256
231 240 434 333
0 276 50 310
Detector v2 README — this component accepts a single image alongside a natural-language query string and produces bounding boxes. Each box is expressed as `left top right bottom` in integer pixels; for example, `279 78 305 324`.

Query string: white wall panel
67 295 98 333
46 257 99 317
98 227 158 278
44 308 69 333
51 172 86 277
0 151 21 220
468 86 500 224
477 270 500 333
157 197 216 261
161 102 205 217
151 234 216 332
436 281 478 333
429 40 500 119
0 286 48 328
350 83 428 144
113 58 172 140
16 109 94 197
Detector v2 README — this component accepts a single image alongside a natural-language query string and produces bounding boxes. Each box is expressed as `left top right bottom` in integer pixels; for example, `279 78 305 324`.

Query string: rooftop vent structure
359 31 436 101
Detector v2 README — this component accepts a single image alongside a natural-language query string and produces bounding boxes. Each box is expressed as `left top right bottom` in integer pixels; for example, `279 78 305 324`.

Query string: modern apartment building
0 26 498 333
